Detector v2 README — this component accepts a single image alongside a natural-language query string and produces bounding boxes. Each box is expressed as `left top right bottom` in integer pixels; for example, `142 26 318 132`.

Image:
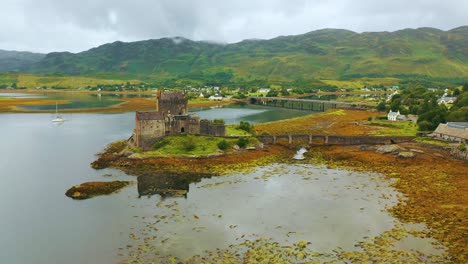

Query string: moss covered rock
65 181 130 200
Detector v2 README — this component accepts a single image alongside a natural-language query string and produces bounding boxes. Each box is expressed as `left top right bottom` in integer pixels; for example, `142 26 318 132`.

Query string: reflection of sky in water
125 164 444 261
0 93 46 98
13 92 155 110
192 105 311 124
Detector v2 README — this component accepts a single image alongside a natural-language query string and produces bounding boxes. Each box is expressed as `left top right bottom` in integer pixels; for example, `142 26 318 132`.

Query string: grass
368 119 418 136
0 73 142 89
415 137 451 146
226 125 251 136
323 109 346 116
321 77 401 89
145 135 234 156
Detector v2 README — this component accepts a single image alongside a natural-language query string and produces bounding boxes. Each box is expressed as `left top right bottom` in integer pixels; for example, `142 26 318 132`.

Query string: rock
359 145 373 150
410 148 424 153
255 142 264 149
376 145 402 154
398 151 415 158
232 145 240 151
118 149 134 157
65 181 130 200
128 153 145 159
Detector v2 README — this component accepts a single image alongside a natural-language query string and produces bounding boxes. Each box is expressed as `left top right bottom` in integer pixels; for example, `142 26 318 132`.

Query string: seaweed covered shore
90 108 467 262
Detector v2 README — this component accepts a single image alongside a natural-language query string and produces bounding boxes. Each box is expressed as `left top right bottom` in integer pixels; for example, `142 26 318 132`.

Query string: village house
387 110 402 121
437 96 457 105
432 122 468 144
208 94 224 101
131 91 225 149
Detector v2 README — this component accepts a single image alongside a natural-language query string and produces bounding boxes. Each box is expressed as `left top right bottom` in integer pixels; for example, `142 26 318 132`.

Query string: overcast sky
1 0 466 53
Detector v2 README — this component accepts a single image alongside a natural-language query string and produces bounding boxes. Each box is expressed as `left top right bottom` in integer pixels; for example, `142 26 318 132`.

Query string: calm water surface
0 110 443 263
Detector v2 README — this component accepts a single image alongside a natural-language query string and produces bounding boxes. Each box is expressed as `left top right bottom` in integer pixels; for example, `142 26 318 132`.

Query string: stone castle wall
134 92 225 149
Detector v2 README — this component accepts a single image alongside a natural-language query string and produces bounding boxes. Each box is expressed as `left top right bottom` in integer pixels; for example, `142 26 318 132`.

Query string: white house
208 94 223 101
437 96 457 104
387 110 401 121
258 88 270 93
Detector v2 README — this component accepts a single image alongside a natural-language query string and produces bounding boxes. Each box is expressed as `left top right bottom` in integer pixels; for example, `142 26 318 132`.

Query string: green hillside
0 49 45 72
12 27 468 83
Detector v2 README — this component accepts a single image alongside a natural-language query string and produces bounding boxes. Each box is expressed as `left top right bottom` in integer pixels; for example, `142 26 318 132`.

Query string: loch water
0 107 444 263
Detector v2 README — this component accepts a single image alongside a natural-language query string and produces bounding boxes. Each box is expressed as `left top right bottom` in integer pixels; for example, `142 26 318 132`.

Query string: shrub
217 139 229 151
183 136 196 151
237 137 249 148
212 119 225 125
458 143 466 152
238 121 252 133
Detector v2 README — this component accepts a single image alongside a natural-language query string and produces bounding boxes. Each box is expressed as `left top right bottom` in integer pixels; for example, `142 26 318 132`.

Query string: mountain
0 49 45 72
7 27 468 82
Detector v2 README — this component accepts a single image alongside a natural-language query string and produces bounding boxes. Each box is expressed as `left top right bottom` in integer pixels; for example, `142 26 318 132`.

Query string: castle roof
160 92 185 100
136 111 164 120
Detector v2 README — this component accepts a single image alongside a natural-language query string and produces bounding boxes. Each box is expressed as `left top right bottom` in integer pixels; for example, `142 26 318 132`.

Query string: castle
132 91 226 149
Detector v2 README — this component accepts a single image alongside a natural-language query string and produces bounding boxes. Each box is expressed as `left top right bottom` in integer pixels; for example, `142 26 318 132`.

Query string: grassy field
368 119 418 136
415 137 451 146
321 77 401 89
226 125 251 136
144 135 257 156
0 73 142 89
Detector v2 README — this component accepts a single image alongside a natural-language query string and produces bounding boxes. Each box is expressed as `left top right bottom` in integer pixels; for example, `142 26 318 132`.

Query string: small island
65 181 130 200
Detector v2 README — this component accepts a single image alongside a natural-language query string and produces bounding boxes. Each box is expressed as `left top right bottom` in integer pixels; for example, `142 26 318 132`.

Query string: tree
238 121 252 133
266 90 279 97
376 101 387 111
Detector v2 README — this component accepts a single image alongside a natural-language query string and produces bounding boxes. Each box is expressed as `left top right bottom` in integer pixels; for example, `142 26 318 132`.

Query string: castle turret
157 91 188 115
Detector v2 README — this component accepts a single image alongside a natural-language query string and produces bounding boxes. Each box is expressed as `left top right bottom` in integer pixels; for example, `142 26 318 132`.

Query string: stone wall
136 119 165 149
257 134 413 146
200 119 226 136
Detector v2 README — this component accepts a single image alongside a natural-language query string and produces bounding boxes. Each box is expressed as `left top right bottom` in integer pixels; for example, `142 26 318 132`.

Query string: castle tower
157 91 188 115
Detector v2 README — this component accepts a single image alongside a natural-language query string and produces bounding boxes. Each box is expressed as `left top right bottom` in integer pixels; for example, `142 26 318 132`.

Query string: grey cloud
0 0 466 53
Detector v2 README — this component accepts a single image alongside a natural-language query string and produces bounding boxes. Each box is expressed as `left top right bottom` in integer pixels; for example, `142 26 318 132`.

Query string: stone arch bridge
248 96 366 111
256 134 414 145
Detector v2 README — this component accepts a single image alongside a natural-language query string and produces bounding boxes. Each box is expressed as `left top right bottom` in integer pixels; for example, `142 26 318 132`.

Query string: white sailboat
51 102 65 123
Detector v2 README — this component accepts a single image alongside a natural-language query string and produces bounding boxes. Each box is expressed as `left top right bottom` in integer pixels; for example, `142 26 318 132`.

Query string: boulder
128 153 145 159
118 149 134 157
398 151 415 158
376 145 402 154
255 142 264 149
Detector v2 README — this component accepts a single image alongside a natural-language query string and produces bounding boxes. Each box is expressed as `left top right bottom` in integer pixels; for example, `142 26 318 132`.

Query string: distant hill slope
0 49 45 72
7 27 468 81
